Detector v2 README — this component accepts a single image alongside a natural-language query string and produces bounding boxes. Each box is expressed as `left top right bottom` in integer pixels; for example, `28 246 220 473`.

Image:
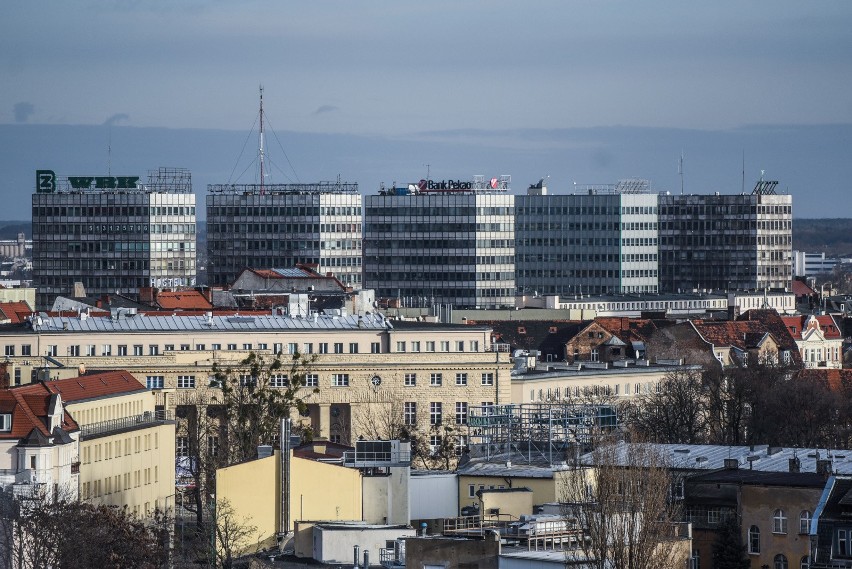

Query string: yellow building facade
215 450 363 555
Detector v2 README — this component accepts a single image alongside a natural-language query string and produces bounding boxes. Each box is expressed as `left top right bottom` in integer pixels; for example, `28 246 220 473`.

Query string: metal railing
80 410 174 439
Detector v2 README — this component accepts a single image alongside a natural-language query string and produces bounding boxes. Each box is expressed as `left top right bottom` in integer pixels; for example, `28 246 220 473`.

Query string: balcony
80 410 175 440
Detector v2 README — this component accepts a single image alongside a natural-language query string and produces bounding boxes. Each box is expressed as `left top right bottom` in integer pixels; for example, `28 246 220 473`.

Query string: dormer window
0 414 11 431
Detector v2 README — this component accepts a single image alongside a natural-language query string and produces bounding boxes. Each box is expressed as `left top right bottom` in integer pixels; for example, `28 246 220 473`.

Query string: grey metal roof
30 312 391 333
580 442 852 475
271 267 312 278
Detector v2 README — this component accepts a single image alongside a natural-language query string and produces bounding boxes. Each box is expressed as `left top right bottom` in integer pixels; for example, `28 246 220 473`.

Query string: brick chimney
724 458 739 470
789 457 801 473
816 459 832 477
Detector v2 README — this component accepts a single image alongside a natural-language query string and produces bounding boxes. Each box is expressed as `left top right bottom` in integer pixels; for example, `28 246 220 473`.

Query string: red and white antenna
259 85 265 195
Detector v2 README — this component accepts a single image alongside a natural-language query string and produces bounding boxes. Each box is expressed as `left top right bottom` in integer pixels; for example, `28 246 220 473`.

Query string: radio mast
259 85 265 195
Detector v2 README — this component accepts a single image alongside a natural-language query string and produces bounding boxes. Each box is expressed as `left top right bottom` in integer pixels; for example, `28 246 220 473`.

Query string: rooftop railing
80 410 174 440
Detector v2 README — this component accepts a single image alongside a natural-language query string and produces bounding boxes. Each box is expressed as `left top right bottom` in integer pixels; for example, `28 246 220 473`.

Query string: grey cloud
312 105 338 116
13 102 34 123
102 113 130 126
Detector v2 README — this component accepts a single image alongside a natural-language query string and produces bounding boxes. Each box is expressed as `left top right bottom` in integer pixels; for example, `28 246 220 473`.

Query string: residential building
46 370 176 516
562 317 657 364
206 182 362 289
515 179 659 296
32 167 197 309
364 176 515 309
658 182 793 293
782 314 844 369
686 466 823 569
0 383 79 500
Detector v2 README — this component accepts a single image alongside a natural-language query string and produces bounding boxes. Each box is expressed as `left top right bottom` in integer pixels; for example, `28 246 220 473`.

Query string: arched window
800 555 810 569
748 525 760 554
774 554 788 569
800 510 812 534
774 509 788 534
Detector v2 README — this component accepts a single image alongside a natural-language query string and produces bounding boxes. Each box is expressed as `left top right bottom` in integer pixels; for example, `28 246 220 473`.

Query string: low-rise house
811 475 852 568
563 318 658 364
782 314 844 369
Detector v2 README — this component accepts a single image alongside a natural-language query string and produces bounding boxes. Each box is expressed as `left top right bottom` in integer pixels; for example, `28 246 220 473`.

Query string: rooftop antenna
108 125 112 177
678 150 684 195
425 164 430 182
741 150 745 194
259 85 265 195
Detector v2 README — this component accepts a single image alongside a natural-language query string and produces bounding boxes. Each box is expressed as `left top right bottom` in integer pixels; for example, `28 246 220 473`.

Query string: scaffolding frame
467 402 622 465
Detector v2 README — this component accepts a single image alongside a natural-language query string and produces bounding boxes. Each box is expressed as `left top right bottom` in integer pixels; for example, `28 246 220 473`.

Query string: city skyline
2 2 852 219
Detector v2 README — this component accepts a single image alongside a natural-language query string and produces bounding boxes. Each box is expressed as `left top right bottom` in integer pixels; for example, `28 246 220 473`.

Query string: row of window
748 509 812 556
404 373 494 387
81 467 158 499
82 434 158 463
27 341 382 358
404 401 494 427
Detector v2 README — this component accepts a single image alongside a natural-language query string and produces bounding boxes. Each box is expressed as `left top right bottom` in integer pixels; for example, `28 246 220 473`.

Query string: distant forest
1 218 850 257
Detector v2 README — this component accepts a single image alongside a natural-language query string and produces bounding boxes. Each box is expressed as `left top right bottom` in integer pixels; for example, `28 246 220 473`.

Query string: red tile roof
781 314 842 340
792 279 817 297
0 384 79 439
0 301 33 323
691 320 774 351
37 370 147 402
594 317 658 343
156 290 213 311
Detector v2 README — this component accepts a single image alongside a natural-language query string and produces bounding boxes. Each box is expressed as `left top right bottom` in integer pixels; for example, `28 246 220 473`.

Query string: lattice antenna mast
259 85 265 195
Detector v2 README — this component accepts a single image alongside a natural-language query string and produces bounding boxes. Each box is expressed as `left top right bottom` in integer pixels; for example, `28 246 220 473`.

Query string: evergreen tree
712 515 751 569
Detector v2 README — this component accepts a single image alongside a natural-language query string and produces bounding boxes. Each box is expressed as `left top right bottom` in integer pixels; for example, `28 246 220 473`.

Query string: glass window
430 373 442 386
800 556 810 569
748 525 760 554
455 373 467 386
305 374 318 387
177 375 196 389
404 374 417 386
404 402 416 425
270 374 289 388
430 402 442 425
455 402 468 425
331 373 349 387
145 376 164 390
774 554 788 569
481 373 494 386
774 509 787 534
800 510 811 534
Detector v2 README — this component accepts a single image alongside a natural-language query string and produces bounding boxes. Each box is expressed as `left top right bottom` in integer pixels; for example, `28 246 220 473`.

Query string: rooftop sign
36 170 141 193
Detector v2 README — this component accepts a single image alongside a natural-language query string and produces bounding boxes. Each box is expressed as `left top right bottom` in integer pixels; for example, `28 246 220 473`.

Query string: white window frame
177 375 196 389
404 373 417 386
331 373 350 387
773 509 787 534
146 376 164 390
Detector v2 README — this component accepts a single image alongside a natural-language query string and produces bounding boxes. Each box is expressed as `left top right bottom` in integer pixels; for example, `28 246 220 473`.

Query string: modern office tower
32 168 197 309
515 179 659 296
658 181 793 293
364 176 515 309
206 183 362 288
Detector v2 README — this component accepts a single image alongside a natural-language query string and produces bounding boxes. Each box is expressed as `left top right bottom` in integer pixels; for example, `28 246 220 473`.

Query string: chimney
724 458 739 470
816 459 832 477
789 457 801 473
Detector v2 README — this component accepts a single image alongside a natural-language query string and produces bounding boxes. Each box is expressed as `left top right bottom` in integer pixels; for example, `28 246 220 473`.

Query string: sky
1 1 851 218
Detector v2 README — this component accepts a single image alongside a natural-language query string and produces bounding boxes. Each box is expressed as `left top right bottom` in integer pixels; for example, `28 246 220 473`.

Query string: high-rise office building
206 183 362 288
32 168 197 309
364 176 515 309
659 181 792 293
515 179 659 296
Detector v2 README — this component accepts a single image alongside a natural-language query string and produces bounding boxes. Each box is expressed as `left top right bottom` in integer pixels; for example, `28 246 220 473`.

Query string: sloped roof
792 279 817 297
0 301 33 323
155 290 213 311
781 314 842 340
478 320 585 357
594 317 659 344
38 370 147 403
0 384 79 440
797 368 852 391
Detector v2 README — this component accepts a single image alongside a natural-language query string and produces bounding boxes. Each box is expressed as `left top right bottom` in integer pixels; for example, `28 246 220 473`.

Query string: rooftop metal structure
572 178 651 195
467 402 622 465
752 179 779 195
48 166 193 194
207 181 359 195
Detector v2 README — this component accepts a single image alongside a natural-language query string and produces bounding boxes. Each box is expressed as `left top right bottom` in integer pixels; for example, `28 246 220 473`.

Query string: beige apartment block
0 313 511 446
61 371 176 517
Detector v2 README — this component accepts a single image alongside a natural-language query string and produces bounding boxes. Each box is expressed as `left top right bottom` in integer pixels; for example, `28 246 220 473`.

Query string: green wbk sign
36 170 140 193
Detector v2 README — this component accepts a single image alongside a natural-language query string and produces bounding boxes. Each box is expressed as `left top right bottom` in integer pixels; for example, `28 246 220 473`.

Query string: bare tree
352 390 460 470
560 434 688 569
627 367 708 444
175 390 223 528
0 488 170 569
211 498 258 569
